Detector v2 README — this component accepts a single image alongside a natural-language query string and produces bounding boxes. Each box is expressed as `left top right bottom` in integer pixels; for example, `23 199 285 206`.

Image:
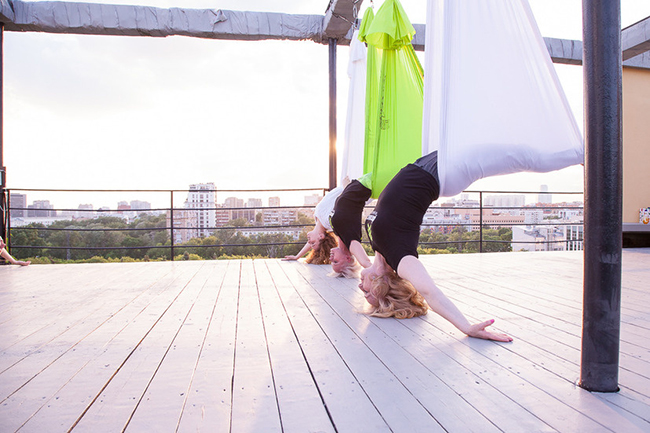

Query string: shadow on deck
1 250 649 432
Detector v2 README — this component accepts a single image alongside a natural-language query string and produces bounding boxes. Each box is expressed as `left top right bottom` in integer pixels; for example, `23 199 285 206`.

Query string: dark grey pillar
580 0 622 393
0 23 6 242
328 38 337 191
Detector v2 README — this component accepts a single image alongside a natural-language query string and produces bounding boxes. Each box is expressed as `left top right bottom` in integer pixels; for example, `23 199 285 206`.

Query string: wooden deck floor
1 249 649 433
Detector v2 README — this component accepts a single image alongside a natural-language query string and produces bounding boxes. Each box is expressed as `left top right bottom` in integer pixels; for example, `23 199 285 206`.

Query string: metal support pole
479 192 483 253
580 0 622 393
170 191 175 261
328 38 337 191
0 23 6 243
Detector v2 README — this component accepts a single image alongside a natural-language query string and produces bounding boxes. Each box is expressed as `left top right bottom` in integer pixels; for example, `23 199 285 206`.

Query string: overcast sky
4 0 650 209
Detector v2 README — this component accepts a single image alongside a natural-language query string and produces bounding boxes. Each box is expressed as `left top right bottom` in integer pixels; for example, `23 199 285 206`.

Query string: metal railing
2 187 584 261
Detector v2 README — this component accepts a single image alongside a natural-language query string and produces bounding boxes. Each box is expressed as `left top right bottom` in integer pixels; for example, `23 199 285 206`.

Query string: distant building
224 197 246 221
9 193 27 218
183 183 216 237
263 208 297 226
524 210 544 225
130 200 151 211
10 215 73 227
484 194 526 213
563 224 584 251
247 198 263 208
243 198 262 223
304 194 321 207
215 204 231 227
268 196 281 207
167 208 199 244
512 223 583 252
28 200 56 217
117 201 131 213
76 204 94 219
538 184 552 204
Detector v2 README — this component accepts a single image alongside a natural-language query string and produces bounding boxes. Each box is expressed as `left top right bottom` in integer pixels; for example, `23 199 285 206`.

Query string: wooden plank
436 255 650 393
229 260 282 432
308 264 556 433
268 261 391 433
175 260 240 432
0 264 127 348
442 271 650 424
12 262 207 432
0 263 162 378
52 261 207 432
0 251 648 433
121 262 229 432
254 260 336 433
416 254 650 432
0 262 198 431
1 262 205 432
289 263 485 432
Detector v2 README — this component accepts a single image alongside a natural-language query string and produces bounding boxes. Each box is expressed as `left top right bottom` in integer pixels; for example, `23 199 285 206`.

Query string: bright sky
4 0 650 209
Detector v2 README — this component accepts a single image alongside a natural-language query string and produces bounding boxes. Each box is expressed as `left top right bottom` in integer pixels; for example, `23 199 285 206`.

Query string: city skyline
9 181 584 219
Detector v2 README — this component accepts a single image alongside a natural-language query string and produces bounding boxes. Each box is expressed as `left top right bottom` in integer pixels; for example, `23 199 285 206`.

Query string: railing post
170 191 175 261
580 0 622 392
5 189 10 251
479 192 483 253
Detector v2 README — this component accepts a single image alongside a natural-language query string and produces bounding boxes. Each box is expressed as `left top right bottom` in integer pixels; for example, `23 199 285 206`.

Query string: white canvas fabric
423 0 584 197
340 30 368 183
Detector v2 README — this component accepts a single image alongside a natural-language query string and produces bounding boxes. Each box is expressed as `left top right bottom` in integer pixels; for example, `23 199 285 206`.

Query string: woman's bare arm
349 240 372 268
397 255 512 342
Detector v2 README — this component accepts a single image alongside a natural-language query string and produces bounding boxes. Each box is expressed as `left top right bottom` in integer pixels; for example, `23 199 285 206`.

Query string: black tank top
368 164 440 271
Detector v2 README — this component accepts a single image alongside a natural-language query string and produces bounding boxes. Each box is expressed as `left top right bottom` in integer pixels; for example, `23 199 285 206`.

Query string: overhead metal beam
545 37 583 65
2 1 325 43
0 0 14 24
1 0 649 69
323 0 363 41
622 16 650 61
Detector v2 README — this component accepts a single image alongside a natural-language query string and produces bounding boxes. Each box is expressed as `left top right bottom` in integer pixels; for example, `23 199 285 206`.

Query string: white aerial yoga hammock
423 0 584 197
340 29 367 183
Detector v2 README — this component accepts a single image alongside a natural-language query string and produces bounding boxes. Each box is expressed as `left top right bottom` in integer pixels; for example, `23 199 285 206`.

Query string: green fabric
358 0 423 198
357 172 373 191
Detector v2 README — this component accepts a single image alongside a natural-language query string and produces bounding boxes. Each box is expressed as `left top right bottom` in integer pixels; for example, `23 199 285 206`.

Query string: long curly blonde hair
367 271 429 319
305 232 338 265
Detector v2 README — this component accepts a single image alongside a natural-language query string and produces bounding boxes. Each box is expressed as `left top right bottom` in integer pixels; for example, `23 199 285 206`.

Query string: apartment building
184 183 216 237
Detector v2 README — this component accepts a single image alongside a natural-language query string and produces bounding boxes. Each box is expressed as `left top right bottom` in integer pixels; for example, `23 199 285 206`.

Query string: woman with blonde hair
361 151 512 342
360 268 428 319
282 179 349 265
327 173 374 277
284 175 374 272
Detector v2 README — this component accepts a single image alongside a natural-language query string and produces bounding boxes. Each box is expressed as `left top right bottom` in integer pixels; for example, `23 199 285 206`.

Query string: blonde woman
327 174 374 277
282 179 350 264
284 175 373 271
361 151 512 342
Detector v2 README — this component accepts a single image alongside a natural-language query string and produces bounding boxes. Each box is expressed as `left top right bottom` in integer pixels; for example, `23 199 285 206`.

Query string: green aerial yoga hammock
359 0 424 198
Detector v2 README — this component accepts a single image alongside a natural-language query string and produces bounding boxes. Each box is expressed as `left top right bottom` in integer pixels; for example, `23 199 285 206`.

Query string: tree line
8 214 303 263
